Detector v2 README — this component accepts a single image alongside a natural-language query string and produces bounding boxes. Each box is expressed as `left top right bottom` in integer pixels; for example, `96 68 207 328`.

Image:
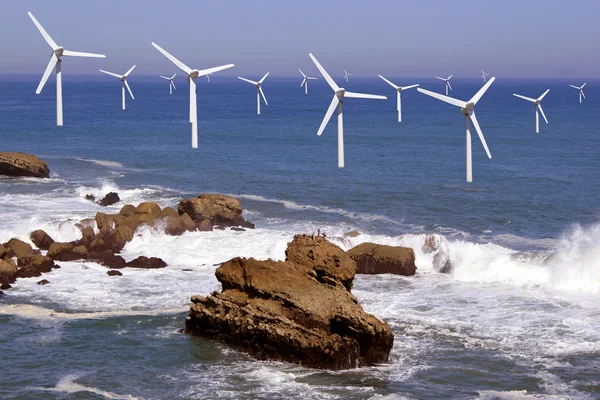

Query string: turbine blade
569 85 579 89
238 77 258 85
307 77 318 80
469 112 492 159
124 65 136 77
36 54 58 94
298 69 306 78
436 76 446 81
581 83 586 88
581 90 586 99
447 81 453 91
124 80 134 100
28 12 58 50
171 81 176 90
99 70 123 79
538 89 550 101
317 96 339 136
259 87 268 105
301 77 307 87
537 105 548 124
401 84 419 90
259 72 270 84
62 50 105 58
344 91 387 100
469 77 495 105
196 64 234 77
448 74 453 80
378 75 399 89
309 53 339 91
160 76 170 80
171 73 177 79
151 42 192 75
513 93 536 103
417 88 466 108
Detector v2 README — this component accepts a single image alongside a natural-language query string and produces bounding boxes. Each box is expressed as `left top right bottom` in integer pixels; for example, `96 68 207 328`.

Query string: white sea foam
42 374 139 400
75 158 125 169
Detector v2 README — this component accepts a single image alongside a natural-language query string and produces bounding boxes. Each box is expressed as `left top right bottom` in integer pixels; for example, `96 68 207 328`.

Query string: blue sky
2 0 599 78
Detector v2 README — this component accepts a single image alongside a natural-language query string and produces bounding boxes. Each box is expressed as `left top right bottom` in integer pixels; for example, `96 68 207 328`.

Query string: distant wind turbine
238 73 269 115
310 53 386 168
569 83 586 104
160 73 177 94
299 69 317 94
344 70 352 82
151 42 234 148
99 66 136 110
418 78 495 183
481 70 491 82
28 11 105 126
206 74 212 82
436 74 453 95
378 75 419 122
513 90 550 133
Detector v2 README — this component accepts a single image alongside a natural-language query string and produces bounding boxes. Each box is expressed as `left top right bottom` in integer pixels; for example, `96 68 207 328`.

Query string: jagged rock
0 244 6 259
178 194 254 229
1 283 11 290
98 192 120 207
47 242 77 261
186 235 393 370
126 256 167 269
107 270 122 276
0 152 49 178
87 251 127 269
103 225 133 253
347 243 416 276
3 238 34 259
88 238 106 252
119 204 137 217
78 227 95 247
0 259 18 285
37 279 50 285
30 229 55 250
71 245 89 259
17 254 57 278
136 202 161 216
95 212 118 231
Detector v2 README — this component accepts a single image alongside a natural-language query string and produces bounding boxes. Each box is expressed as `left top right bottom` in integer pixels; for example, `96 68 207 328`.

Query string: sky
1 0 599 79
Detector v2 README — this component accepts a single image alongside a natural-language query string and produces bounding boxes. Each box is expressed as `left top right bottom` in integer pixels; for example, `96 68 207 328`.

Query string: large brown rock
103 225 134 253
4 238 34 259
0 259 18 285
347 243 416 276
30 230 55 250
47 242 78 261
0 152 49 178
186 235 393 370
126 256 167 269
97 192 120 207
17 254 57 278
178 194 254 229
87 251 127 269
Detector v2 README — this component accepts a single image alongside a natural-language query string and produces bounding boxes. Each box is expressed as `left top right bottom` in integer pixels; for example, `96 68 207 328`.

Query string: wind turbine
513 90 550 133
28 11 106 126
569 83 586 104
481 70 491 82
99 66 136 110
206 74 212 82
299 69 318 94
238 73 269 115
418 78 495 183
160 73 177 94
310 53 386 168
436 75 453 95
378 75 419 122
344 70 352 82
151 42 234 148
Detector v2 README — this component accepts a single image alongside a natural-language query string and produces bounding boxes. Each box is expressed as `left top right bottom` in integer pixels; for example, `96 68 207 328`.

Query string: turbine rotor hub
54 47 64 56
189 70 199 79
336 88 345 97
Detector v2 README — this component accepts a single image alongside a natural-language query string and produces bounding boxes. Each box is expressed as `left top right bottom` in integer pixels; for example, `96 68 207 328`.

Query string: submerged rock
347 242 416 276
0 152 49 178
98 192 120 207
126 256 167 269
186 234 393 370
107 270 122 276
37 279 50 285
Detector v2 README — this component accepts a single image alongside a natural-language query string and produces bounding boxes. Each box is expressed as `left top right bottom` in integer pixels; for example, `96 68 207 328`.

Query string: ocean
0 74 599 399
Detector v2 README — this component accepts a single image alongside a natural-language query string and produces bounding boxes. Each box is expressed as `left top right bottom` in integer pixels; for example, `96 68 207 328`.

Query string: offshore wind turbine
436 74 453 95
160 73 177 94
344 70 352 82
99 66 136 110
418 78 495 183
310 53 386 168
299 69 317 94
151 42 234 148
569 83 586 104
378 75 419 122
481 70 491 82
513 90 550 133
28 11 106 126
238 73 269 115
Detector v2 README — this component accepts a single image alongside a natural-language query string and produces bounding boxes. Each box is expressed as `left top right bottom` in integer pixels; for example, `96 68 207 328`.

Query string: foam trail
43 374 139 400
75 157 125 169
0 304 187 321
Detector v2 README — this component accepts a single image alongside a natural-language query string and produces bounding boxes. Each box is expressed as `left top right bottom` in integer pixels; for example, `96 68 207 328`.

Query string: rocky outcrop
0 259 18 286
186 235 393 370
0 152 50 178
17 254 58 278
3 238 34 259
85 192 121 207
347 243 416 276
178 194 255 229
126 256 167 269
30 230 55 250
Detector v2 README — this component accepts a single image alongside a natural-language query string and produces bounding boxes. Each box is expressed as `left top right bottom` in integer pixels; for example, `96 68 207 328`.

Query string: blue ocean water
1 74 599 399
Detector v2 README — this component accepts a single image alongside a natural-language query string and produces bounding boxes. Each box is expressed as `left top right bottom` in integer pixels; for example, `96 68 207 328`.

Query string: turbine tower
569 83 586 104
378 75 419 122
151 42 234 148
418 78 495 183
513 90 550 133
481 70 491 82
160 73 177 94
28 11 105 126
299 69 318 94
99 66 136 110
344 70 352 82
310 53 386 168
238 73 269 115
436 74 453 95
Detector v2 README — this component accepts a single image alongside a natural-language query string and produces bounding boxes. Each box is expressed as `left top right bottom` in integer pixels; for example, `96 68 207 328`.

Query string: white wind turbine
378 75 419 122
310 53 387 168
344 70 352 82
418 78 495 183
569 83 586 104
481 70 491 82
28 11 106 126
99 66 136 110
151 42 234 148
238 73 269 115
160 73 177 94
299 69 318 94
436 74 453 95
513 90 550 133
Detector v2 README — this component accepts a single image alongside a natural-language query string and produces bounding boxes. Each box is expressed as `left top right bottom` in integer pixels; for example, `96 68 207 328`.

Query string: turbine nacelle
335 88 345 98
461 102 475 115
54 46 64 57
